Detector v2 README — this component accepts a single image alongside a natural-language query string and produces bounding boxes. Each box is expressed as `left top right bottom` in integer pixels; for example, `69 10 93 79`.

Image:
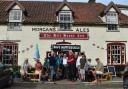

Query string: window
8 9 22 31
8 22 22 31
106 11 118 31
0 42 18 66
107 43 126 65
59 11 73 30
107 24 118 31
9 10 22 22
106 12 118 24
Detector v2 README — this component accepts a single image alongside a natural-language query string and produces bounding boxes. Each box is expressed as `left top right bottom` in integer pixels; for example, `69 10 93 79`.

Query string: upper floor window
106 12 118 31
9 9 22 22
8 22 22 31
107 24 118 31
59 11 73 30
106 12 118 24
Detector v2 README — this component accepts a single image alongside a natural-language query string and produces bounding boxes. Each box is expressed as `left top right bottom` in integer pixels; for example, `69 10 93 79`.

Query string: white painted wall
0 25 128 66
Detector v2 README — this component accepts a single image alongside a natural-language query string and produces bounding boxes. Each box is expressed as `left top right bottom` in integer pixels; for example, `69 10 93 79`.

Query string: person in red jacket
67 50 76 81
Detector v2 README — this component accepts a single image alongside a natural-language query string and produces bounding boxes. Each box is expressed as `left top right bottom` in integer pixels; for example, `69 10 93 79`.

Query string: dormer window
59 11 73 31
9 10 22 22
106 11 118 24
8 9 22 31
106 11 119 31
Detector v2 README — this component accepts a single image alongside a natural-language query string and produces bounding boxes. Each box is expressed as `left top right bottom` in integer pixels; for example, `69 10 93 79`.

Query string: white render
0 25 128 66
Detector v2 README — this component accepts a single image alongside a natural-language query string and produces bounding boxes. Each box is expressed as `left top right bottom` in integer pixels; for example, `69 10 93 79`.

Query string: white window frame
106 11 118 24
106 11 119 31
8 22 22 31
58 11 73 30
9 9 22 22
107 24 118 31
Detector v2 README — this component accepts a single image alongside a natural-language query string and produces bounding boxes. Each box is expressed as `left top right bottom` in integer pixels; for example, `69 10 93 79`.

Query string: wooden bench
96 72 113 84
27 73 40 82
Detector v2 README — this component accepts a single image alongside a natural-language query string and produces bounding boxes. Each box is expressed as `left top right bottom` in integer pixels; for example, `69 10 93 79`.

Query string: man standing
49 52 57 82
67 50 76 81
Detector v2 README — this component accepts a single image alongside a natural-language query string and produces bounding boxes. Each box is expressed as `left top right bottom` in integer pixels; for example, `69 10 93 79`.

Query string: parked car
0 63 13 88
123 71 128 89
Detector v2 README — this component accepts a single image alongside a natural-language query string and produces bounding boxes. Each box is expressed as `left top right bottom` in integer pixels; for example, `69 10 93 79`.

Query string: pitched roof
0 1 128 25
104 1 121 14
5 0 26 12
56 0 74 13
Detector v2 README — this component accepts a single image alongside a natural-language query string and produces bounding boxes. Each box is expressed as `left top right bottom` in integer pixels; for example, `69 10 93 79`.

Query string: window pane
8 22 22 31
107 24 118 31
1 43 18 65
106 12 118 24
9 10 22 22
107 44 126 65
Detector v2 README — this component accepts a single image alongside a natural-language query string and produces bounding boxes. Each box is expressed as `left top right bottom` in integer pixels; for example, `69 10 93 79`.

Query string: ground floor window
0 41 18 66
107 42 126 65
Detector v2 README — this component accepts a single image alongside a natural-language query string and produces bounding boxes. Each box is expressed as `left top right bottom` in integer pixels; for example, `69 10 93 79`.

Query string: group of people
21 58 43 80
43 50 104 83
21 50 104 83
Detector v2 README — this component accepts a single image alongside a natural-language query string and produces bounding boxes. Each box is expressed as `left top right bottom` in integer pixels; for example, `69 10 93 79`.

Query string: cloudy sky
19 0 128 5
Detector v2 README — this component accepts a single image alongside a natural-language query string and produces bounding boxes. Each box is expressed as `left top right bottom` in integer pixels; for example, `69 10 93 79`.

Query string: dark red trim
107 42 125 45
107 42 126 65
106 41 127 43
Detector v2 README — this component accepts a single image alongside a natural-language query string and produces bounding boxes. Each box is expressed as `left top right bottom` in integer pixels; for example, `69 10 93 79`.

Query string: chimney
88 0 96 3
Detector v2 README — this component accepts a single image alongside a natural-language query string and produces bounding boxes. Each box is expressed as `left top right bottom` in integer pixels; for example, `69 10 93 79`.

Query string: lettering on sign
39 33 89 40
51 45 81 52
76 28 89 32
32 27 56 32
32 27 89 32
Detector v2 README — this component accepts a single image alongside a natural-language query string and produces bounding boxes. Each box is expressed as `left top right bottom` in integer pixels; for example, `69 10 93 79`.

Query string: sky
19 0 128 5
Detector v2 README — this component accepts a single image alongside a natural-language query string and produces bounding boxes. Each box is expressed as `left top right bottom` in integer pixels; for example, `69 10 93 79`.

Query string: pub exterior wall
0 25 128 66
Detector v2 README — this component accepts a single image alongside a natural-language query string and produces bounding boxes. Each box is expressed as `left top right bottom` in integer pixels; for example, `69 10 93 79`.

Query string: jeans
68 63 76 80
50 66 55 81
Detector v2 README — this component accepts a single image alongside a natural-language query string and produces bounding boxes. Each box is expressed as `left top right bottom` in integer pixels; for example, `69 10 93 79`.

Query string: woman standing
62 54 68 79
67 50 76 81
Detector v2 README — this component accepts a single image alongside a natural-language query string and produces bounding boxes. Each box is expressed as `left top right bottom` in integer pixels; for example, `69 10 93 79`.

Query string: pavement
4 77 124 89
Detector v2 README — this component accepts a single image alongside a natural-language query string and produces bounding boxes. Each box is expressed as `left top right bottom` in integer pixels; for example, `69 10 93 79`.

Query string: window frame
106 11 118 24
107 42 126 65
58 11 73 31
106 11 119 32
9 9 22 22
0 42 18 66
7 22 22 31
107 24 119 32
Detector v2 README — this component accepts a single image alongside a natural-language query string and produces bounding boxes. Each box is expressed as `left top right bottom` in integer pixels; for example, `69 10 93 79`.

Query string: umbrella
33 44 40 60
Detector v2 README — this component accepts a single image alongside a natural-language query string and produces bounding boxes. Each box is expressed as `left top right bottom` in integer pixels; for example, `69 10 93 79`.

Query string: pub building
0 0 128 69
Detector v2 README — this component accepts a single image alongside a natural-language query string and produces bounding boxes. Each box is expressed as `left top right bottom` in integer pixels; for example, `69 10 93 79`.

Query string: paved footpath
4 82 123 89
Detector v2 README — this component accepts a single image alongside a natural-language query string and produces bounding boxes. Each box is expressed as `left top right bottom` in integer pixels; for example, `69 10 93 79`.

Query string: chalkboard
107 66 116 76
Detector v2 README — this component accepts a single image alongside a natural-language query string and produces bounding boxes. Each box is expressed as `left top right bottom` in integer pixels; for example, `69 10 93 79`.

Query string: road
4 82 123 89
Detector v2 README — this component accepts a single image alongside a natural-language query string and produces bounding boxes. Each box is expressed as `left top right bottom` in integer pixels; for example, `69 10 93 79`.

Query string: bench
97 72 113 81
27 73 40 82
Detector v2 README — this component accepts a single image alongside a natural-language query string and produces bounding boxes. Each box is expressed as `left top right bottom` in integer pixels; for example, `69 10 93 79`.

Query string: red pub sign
39 32 89 40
